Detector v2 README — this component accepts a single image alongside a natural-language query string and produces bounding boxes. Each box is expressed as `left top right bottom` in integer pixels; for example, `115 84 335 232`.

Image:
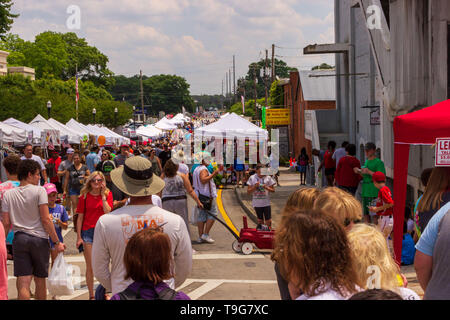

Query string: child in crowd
401 220 416 266
368 172 394 249
44 183 69 266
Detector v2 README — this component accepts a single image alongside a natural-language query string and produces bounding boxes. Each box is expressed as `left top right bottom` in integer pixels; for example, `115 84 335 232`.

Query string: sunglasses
92 179 104 183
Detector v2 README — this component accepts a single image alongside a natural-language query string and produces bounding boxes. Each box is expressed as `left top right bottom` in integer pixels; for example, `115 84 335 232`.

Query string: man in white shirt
92 156 192 296
21 144 47 183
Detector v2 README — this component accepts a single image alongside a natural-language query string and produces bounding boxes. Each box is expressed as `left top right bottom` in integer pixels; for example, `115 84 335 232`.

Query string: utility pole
271 44 275 83
254 67 258 120
233 55 236 100
226 73 228 101
140 70 145 123
229 68 232 104
265 49 269 109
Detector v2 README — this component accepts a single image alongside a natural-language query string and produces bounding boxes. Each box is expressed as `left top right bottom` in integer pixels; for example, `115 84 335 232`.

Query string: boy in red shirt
368 171 394 248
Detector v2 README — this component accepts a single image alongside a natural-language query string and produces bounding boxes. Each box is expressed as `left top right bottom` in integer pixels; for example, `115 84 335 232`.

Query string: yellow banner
266 108 291 126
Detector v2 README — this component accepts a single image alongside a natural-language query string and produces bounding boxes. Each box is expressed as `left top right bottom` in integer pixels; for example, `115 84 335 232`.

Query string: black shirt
158 150 171 169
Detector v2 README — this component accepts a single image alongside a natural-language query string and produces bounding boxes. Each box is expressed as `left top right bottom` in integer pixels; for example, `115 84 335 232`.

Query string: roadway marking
63 253 267 263
216 189 240 236
177 279 278 300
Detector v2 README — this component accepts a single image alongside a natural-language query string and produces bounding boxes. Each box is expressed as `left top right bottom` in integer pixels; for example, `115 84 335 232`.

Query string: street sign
266 108 291 126
370 109 380 125
435 138 450 167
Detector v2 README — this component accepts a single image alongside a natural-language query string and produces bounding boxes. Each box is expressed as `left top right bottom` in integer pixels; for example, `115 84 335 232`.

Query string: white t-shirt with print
247 174 276 208
92 204 192 295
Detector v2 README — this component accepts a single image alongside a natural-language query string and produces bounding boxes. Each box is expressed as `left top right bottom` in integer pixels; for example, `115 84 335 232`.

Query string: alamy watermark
366 5 383 30
66 5 81 30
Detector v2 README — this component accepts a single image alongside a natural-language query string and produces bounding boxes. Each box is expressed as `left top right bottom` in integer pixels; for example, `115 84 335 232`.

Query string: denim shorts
81 228 95 244
69 188 81 196
197 198 218 222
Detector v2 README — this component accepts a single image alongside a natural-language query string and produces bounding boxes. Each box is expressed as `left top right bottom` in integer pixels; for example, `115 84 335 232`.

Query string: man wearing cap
99 158 128 210
92 157 192 296
113 144 133 168
356 142 386 224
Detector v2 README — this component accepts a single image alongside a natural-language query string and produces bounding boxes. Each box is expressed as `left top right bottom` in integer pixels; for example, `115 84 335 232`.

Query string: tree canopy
0 32 114 88
312 63 334 70
0 0 18 41
0 74 131 127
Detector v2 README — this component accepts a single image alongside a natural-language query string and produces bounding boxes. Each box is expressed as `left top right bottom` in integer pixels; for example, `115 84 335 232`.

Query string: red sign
435 138 450 167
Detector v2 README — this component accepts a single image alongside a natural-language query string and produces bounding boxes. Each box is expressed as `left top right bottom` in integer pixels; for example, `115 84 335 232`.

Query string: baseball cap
66 148 75 154
101 160 116 175
120 144 129 148
372 171 386 183
43 183 58 195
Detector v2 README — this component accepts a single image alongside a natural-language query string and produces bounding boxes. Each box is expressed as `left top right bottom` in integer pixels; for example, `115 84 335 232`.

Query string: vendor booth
3 118 42 145
393 99 450 264
0 121 27 145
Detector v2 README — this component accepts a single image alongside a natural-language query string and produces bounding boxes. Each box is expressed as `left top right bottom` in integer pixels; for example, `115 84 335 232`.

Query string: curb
234 187 259 225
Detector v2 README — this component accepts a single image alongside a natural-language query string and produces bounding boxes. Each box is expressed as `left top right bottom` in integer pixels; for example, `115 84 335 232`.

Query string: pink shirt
0 226 8 300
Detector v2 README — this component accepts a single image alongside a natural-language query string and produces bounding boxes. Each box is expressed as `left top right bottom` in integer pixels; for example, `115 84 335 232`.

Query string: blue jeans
81 228 95 244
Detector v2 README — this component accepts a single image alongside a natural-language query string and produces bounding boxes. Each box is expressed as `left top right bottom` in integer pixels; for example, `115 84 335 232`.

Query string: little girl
44 183 69 265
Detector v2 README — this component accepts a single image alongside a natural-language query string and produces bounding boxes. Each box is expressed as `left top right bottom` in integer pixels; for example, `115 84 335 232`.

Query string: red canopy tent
393 99 450 264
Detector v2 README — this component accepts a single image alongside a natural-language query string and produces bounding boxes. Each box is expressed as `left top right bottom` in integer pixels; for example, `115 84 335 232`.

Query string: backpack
117 283 177 300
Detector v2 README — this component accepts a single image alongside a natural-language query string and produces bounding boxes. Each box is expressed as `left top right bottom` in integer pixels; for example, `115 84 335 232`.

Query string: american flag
75 74 79 102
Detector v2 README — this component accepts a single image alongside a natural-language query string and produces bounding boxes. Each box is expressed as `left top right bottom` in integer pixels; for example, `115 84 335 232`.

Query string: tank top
149 156 161 176
162 175 186 199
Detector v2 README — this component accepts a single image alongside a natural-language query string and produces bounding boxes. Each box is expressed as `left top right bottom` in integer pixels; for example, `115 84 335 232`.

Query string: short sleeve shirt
68 164 89 191
76 192 113 231
2 184 49 239
324 151 336 169
49 204 69 241
247 175 276 208
376 186 394 216
361 158 386 198
416 202 450 256
21 155 46 171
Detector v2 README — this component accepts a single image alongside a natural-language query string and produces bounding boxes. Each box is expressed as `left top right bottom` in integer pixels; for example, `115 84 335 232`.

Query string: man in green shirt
355 142 386 224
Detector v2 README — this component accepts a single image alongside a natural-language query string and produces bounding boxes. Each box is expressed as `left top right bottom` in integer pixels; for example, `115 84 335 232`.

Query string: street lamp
92 108 96 124
114 107 118 128
133 106 136 130
47 101 52 119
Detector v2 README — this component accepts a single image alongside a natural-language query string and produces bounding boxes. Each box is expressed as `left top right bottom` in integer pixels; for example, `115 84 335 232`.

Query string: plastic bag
47 253 75 296
190 205 199 226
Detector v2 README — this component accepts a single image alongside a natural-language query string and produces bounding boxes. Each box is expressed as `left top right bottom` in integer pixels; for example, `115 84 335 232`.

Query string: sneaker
201 234 215 244
196 237 204 244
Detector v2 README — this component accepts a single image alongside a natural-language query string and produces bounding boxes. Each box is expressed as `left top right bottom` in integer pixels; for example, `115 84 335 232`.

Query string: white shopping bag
190 205 199 226
47 253 75 296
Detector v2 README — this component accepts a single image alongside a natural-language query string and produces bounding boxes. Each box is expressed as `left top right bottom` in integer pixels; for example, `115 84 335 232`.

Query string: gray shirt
2 184 49 239
58 159 73 188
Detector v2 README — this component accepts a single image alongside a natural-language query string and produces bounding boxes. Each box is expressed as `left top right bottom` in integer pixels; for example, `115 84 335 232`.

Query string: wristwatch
54 240 60 245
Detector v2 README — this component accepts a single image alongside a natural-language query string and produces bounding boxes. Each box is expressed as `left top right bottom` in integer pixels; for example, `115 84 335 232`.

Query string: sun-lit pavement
5 168 423 300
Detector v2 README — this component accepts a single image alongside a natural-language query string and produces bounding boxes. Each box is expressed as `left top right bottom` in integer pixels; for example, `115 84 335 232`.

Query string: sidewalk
234 166 301 228
233 167 424 298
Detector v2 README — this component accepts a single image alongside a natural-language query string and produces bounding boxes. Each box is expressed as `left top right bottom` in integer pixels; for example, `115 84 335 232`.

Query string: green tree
269 80 284 107
312 63 334 70
0 0 18 40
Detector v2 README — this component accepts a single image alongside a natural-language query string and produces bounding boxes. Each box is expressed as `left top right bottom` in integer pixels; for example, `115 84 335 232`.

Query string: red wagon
232 216 275 255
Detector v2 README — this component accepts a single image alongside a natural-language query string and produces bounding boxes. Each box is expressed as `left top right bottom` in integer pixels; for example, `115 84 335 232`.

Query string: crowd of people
0 117 449 301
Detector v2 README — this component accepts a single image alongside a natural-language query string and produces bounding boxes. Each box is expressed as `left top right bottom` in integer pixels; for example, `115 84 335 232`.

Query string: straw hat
171 149 186 165
110 156 165 197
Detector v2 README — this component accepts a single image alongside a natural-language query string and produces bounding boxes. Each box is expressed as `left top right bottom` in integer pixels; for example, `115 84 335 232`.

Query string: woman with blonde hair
76 171 113 300
272 187 321 300
313 187 362 230
416 167 450 233
275 209 362 300
347 223 420 300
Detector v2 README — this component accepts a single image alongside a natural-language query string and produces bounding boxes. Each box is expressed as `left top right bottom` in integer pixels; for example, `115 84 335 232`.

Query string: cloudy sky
9 0 335 95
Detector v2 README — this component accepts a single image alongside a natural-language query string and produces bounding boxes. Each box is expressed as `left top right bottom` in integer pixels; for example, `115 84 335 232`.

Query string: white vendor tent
101 126 130 145
66 118 93 138
154 117 178 130
0 121 27 144
195 112 268 139
86 125 116 145
48 118 82 144
3 117 42 144
136 125 164 139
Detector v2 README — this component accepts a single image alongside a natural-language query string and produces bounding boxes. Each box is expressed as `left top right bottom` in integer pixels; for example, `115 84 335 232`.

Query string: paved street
5 168 423 300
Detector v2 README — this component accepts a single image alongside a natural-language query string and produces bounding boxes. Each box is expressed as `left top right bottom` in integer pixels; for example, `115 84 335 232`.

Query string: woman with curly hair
347 224 420 300
274 209 362 300
272 187 321 300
